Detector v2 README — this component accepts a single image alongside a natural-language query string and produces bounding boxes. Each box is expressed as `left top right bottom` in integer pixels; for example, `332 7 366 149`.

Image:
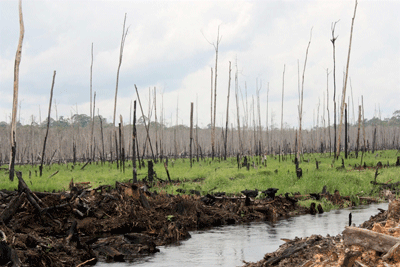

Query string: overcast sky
1 0 399 129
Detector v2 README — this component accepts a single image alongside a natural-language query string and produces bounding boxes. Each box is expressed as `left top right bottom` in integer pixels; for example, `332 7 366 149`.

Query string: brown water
97 202 388 267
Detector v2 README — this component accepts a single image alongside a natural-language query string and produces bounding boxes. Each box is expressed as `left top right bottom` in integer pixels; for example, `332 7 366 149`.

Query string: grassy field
1 150 399 207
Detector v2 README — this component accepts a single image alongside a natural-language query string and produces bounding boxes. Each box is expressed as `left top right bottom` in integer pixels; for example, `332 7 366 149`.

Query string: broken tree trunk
343 226 400 253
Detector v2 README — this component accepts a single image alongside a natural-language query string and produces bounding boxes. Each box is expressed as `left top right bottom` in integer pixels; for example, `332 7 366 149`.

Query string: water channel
97 202 388 267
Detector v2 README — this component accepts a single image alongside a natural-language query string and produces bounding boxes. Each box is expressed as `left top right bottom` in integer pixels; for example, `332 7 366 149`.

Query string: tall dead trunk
99 110 105 163
132 100 137 182
190 102 193 168
210 67 213 159
356 105 361 158
337 0 358 157
134 85 156 162
281 65 285 158
345 103 348 159
90 43 93 119
235 61 243 155
9 0 24 181
212 27 220 161
331 20 339 159
40 71 56 177
112 13 128 126
298 28 313 159
90 92 96 162
224 61 231 160
154 87 158 161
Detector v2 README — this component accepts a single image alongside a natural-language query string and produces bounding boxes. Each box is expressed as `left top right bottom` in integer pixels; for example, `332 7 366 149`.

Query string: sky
1 0 399 129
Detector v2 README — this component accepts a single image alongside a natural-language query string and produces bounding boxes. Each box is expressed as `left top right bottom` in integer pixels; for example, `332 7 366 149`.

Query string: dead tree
235 60 243 155
326 69 332 155
281 65 285 158
224 61 231 160
90 92 96 161
190 102 193 168
90 43 93 119
9 0 24 181
345 103 348 158
203 26 221 160
132 101 137 182
134 85 156 162
298 28 313 159
356 105 362 158
40 71 56 177
112 13 128 167
112 13 128 126
331 20 339 159
337 0 358 157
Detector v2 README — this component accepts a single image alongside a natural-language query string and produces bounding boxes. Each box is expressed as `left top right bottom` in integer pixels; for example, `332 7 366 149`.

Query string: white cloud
0 0 398 129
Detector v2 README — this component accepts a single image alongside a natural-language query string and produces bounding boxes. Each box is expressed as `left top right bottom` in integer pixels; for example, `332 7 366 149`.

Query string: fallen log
0 192 26 224
16 171 46 207
382 242 400 261
80 159 91 170
343 226 400 253
47 170 59 179
96 246 124 262
265 241 310 265
66 220 78 245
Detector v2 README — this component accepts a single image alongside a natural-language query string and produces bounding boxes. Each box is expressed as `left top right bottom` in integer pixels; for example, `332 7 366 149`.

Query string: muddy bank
0 173 312 267
243 200 400 267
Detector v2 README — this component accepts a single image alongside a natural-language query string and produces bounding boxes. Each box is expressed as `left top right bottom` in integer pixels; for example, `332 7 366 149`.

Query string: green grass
1 150 399 205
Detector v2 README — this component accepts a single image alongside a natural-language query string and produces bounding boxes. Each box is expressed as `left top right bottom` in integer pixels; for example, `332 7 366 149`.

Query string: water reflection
97 202 388 267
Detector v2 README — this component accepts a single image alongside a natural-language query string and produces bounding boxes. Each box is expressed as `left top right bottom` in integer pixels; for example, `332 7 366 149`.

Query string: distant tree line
1 110 399 129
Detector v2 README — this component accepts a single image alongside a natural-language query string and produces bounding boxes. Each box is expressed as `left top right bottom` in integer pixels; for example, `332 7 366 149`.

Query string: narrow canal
97 202 388 267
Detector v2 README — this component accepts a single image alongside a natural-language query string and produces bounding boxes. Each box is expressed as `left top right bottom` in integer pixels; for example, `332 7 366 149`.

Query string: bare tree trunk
120 115 125 173
212 28 221 161
224 61 231 160
337 0 358 157
256 80 262 157
281 65 285 158
298 28 313 159
134 85 156 162
9 0 24 181
326 69 332 156
331 20 339 159
90 92 96 161
112 13 128 126
90 43 93 119
266 82 269 154
132 101 137 182
235 61 243 155
196 95 199 162
154 87 158 161
345 103 348 158
210 67 213 158
99 109 105 163
356 105 361 158
40 71 56 177
190 102 193 168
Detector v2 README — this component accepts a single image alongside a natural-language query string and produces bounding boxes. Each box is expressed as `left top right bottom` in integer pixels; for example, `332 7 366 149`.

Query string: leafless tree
9 0 24 181
337 0 358 157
